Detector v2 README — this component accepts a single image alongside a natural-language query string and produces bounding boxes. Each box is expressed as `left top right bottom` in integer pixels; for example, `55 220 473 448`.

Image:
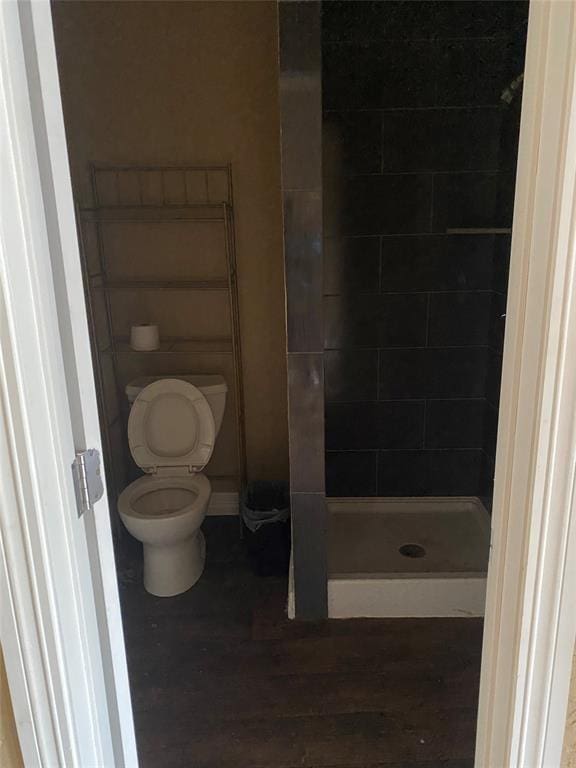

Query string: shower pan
327 496 490 618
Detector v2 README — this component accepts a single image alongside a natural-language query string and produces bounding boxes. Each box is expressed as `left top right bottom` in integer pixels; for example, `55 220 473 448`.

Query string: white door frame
1 1 576 767
0 2 137 766
476 1 576 765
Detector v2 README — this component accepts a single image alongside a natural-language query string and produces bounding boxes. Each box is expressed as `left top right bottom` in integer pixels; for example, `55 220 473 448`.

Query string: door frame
1 0 576 767
476 1 576 765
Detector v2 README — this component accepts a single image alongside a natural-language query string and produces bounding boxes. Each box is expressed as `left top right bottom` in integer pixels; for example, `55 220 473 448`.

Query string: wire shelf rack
77 164 246 520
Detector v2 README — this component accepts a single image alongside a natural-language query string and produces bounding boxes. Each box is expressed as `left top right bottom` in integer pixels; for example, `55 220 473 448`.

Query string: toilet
118 375 227 597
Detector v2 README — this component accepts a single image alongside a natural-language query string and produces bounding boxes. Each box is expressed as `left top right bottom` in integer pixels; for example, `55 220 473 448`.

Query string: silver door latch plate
72 449 104 517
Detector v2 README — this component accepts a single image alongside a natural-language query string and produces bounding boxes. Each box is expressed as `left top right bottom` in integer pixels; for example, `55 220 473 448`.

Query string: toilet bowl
118 473 211 596
118 376 226 597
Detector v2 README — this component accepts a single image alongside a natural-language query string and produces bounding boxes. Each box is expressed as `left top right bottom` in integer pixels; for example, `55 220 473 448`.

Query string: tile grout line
324 232 510 240
429 173 435 232
324 35 516 45
380 111 385 176
327 396 488 405
323 105 506 114
376 347 381 405
433 37 439 107
326 448 490 454
378 235 383 292
324 289 496 297
422 399 428 450
325 343 492 351
322 169 509 179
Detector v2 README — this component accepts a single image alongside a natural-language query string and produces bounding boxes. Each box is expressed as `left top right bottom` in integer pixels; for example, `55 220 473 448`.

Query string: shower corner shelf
77 164 246 516
445 227 513 235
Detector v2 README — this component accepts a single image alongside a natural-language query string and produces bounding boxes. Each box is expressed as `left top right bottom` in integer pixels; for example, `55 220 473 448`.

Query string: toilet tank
125 375 227 435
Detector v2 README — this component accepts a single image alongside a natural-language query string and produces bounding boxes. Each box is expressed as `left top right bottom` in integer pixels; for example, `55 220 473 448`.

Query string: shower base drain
399 543 426 559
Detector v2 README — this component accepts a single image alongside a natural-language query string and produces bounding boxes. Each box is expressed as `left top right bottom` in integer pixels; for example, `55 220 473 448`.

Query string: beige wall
52 0 288 481
0 647 23 768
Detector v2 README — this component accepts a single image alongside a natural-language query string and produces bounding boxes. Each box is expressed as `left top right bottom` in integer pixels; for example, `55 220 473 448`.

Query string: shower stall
280 0 529 619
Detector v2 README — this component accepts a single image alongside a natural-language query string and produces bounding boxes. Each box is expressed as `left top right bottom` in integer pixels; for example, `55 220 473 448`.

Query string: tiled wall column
279 1 327 619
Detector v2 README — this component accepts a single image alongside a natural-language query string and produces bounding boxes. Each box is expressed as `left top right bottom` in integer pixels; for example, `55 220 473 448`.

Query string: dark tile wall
279 1 328 619
322 0 528 499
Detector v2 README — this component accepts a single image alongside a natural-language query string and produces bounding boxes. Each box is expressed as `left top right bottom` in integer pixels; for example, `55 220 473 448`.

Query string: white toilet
118 375 227 597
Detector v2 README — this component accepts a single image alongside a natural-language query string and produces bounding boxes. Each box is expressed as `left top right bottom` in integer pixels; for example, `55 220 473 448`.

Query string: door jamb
476 2 576 765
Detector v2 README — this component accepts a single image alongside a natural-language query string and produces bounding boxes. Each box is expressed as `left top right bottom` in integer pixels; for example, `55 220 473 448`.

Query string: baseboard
328 575 487 619
206 491 239 517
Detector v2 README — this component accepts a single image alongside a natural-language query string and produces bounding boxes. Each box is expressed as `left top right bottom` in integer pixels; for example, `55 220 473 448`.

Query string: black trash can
241 481 290 577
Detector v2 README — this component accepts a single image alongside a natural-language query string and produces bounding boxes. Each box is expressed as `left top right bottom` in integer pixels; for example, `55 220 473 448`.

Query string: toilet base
142 530 206 597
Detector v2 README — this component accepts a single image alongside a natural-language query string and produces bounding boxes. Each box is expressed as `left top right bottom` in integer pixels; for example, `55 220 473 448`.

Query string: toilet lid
128 379 215 474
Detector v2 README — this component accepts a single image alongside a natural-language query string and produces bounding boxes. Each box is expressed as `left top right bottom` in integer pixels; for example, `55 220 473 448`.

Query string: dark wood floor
118 518 483 768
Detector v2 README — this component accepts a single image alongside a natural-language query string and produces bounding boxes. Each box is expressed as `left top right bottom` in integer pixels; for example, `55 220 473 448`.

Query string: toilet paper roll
130 324 160 351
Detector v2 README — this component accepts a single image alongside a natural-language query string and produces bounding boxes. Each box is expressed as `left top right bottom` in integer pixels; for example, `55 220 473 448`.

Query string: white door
0 2 137 765
4 1 576 768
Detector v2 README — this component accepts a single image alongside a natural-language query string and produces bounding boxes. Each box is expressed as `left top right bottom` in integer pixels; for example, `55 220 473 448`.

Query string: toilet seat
128 378 215 474
118 472 211 523
122 378 214 523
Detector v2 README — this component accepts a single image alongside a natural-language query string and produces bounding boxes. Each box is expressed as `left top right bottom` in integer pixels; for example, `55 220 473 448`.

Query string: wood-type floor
118 518 483 768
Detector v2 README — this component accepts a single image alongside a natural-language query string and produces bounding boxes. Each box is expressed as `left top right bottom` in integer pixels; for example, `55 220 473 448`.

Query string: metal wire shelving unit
77 165 246 526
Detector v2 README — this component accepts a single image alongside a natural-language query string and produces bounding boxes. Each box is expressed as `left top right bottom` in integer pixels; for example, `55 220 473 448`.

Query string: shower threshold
327 496 490 619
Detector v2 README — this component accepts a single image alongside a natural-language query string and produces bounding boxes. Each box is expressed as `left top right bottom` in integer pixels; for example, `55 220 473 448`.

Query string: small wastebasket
241 481 290 577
